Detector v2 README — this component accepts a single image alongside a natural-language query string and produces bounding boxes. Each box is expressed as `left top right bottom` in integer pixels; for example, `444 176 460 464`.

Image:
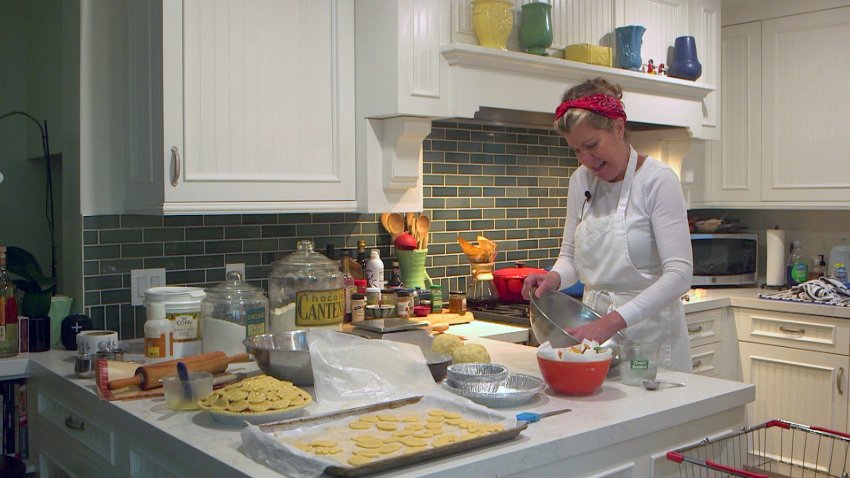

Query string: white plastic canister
144 286 205 358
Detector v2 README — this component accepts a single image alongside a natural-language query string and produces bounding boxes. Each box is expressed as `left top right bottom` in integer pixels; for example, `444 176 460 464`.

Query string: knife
516 408 572 423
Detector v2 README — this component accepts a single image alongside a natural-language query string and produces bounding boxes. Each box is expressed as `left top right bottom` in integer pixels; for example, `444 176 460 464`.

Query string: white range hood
355 2 718 213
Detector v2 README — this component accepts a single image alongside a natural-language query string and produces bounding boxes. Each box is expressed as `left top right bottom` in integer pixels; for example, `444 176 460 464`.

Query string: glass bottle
341 251 355 323
809 255 826 281
356 240 368 278
0 247 19 358
387 261 402 289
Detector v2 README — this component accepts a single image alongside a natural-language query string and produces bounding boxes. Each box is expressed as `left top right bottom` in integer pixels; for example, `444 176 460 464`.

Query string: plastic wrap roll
766 229 786 286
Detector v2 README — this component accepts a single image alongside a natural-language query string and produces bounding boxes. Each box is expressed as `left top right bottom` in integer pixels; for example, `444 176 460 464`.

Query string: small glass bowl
446 363 508 393
162 372 213 411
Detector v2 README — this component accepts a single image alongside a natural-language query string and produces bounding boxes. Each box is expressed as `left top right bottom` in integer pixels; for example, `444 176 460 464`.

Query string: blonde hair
554 78 624 134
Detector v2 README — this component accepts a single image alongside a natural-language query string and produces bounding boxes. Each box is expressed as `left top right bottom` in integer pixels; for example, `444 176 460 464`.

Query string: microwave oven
690 233 758 286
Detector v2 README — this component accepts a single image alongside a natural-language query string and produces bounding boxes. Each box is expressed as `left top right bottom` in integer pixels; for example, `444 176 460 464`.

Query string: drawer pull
688 325 703 334
65 416 86 431
779 326 806 335
839 368 845 396
170 146 181 187
692 359 702 369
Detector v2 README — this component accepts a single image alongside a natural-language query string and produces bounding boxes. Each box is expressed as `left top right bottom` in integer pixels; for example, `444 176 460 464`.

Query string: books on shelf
0 379 27 460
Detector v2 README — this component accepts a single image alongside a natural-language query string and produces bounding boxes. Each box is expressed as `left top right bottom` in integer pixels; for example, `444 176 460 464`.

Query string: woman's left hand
566 311 626 344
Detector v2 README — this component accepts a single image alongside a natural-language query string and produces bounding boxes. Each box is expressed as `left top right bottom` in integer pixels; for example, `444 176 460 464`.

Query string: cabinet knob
64 415 86 431
688 325 703 334
692 359 702 369
838 367 845 396
170 146 181 187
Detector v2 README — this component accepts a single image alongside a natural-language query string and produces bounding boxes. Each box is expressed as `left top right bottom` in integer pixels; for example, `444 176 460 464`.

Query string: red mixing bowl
492 263 546 303
537 355 612 395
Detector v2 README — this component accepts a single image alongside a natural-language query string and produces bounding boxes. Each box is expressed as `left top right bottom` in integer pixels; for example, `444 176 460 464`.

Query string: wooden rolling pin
107 352 250 390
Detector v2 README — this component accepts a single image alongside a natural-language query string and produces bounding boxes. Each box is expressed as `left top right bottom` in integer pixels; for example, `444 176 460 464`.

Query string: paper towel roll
766 229 787 286
76 330 118 355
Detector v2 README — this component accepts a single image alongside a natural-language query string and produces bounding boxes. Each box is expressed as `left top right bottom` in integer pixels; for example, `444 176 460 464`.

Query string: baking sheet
241 391 522 478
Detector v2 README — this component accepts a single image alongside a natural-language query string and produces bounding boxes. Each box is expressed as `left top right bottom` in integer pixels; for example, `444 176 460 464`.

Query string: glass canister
201 271 268 356
268 240 344 332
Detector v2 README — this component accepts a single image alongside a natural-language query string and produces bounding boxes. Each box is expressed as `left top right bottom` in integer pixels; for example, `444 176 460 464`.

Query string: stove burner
470 303 530 326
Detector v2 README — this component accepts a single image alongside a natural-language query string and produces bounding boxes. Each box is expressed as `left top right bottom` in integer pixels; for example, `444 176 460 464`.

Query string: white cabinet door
127 0 356 214
711 22 761 204
738 341 848 431
761 6 850 203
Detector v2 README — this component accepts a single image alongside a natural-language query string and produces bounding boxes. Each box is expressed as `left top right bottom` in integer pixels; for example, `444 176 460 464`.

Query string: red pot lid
492 263 546 279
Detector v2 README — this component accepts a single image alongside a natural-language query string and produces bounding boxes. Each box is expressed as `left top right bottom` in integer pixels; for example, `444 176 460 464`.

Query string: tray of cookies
243 393 526 477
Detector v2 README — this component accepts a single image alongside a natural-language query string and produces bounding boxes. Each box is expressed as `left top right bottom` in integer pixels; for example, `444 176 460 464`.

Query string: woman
522 78 693 372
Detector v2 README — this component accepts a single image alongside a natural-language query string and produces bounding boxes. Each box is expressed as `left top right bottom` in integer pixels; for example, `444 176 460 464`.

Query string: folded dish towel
759 277 850 307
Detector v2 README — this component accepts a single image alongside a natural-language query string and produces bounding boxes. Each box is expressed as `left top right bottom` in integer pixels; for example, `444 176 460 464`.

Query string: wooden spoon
416 214 431 249
386 213 405 240
380 213 392 236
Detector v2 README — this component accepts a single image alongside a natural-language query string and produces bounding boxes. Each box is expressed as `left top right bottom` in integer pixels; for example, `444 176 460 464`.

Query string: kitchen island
23 338 753 478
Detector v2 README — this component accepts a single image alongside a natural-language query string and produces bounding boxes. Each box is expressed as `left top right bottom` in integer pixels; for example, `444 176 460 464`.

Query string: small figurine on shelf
647 59 656 74
658 63 667 76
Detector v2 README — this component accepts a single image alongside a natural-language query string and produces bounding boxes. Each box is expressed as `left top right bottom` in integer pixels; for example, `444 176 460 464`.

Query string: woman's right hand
521 271 562 300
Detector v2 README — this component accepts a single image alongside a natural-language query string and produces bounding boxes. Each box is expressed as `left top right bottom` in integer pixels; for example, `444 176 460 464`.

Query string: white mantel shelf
441 43 716 101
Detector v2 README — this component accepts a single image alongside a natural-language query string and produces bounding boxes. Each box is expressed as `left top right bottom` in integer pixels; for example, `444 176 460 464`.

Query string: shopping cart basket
667 419 850 478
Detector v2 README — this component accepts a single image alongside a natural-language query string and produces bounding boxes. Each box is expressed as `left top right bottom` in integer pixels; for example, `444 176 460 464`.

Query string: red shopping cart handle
810 425 850 439
706 460 769 478
666 451 683 463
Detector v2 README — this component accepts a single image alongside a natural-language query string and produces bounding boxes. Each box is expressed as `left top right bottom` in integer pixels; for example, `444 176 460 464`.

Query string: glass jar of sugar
201 271 268 356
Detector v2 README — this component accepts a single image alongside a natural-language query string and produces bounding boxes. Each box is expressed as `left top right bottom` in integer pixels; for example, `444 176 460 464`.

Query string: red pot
492 263 547 303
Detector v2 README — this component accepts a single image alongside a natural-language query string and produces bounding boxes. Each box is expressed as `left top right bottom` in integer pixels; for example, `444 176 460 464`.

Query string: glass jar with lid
201 271 268 356
269 240 344 332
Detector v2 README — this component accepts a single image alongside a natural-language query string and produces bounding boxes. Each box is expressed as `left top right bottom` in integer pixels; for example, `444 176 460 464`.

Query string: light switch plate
225 263 246 278
130 268 166 306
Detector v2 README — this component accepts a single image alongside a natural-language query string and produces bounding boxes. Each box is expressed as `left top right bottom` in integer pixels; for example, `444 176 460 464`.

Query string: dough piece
376 422 398 431
431 334 464 354
378 443 402 454
451 343 491 363
348 455 374 466
349 421 371 430
377 414 400 422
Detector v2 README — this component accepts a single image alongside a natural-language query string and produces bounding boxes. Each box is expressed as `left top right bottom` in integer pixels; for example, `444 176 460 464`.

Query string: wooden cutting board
422 311 473 325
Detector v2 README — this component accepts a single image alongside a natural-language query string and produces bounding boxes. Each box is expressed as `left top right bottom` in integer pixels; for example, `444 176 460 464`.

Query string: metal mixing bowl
243 331 313 385
529 291 623 368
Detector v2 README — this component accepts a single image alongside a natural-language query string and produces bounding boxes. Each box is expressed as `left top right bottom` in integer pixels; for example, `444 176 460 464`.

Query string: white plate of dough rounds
197 375 312 426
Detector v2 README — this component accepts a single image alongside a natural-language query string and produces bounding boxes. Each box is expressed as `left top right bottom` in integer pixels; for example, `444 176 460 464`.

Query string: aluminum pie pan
441 373 544 408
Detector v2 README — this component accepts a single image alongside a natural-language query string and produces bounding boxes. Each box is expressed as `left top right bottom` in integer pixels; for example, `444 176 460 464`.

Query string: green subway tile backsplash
81 120 577 339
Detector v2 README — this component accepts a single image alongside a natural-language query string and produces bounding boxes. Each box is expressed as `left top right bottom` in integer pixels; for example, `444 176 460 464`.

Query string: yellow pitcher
472 0 514 50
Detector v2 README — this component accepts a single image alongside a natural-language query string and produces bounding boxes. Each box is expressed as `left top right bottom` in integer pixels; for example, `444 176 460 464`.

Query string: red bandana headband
555 94 627 122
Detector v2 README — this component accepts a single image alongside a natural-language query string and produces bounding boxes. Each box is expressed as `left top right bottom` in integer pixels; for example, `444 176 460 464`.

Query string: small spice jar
351 293 366 322
380 289 398 315
396 290 412 319
365 287 381 306
430 284 443 312
448 290 466 314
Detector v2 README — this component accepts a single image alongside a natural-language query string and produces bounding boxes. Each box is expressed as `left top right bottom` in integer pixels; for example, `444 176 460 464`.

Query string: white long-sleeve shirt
551 156 693 327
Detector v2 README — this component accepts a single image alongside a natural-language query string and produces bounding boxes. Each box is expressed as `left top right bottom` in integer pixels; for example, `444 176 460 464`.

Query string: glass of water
618 340 659 386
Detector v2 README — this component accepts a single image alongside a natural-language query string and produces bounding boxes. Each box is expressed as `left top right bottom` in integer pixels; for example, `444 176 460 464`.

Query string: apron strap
616 146 639 215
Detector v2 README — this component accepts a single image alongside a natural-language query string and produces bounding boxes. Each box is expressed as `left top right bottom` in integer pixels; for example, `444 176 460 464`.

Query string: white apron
574 147 691 372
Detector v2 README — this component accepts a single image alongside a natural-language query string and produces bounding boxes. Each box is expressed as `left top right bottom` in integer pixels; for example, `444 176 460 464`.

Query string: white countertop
26 338 753 477
683 287 850 318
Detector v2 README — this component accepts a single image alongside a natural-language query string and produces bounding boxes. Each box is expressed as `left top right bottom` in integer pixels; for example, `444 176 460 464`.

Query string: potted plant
6 246 55 317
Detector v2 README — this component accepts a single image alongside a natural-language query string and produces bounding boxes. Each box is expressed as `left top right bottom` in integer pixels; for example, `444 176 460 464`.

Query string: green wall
0 0 66 295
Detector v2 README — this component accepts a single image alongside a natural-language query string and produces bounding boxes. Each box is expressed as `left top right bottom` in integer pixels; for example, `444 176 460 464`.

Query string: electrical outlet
130 268 166 306
225 263 246 278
